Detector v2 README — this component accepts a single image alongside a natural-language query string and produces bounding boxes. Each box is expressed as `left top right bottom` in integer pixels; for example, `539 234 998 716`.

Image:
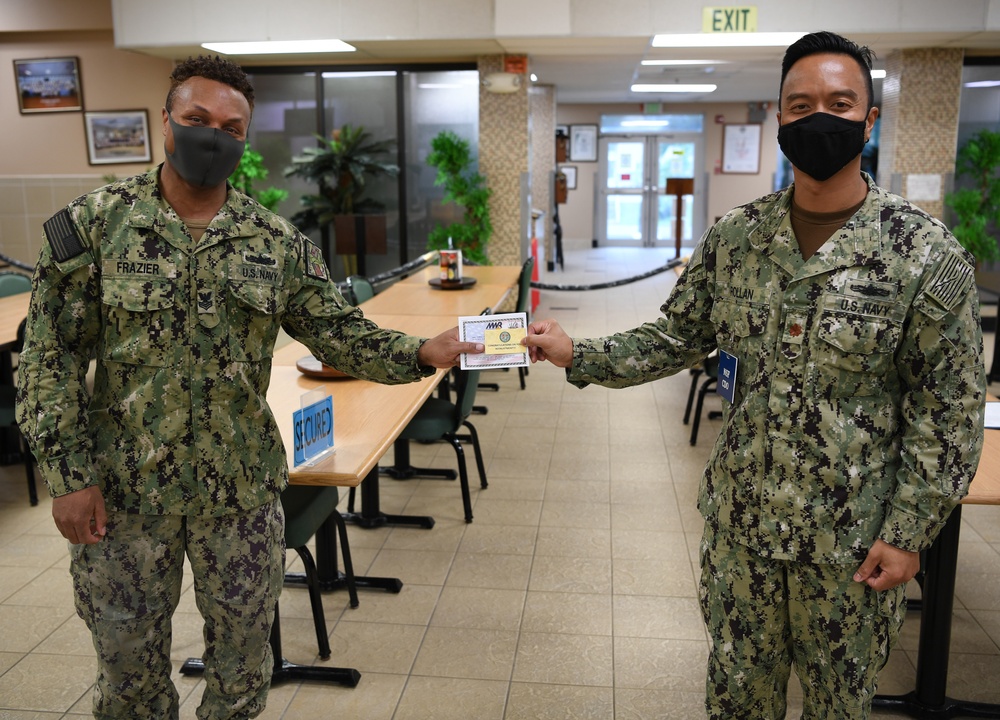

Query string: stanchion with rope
530 236 540 313
530 257 684 292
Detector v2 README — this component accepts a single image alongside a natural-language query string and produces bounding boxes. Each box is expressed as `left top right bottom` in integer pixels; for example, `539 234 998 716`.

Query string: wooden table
0 292 30 462
398 265 522 287
359 280 515 316
873 424 1000 718
0 292 30 348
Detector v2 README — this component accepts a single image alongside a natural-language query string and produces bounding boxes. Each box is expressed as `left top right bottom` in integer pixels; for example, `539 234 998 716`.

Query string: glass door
598 134 704 253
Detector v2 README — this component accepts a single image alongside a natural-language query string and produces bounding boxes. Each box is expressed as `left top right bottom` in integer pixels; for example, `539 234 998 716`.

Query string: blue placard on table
293 394 334 466
716 350 738 403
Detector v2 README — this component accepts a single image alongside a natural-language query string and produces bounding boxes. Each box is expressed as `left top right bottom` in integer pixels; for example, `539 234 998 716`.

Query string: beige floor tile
0 564 44 603
4 567 75 608
471 475 547 501
0 533 68 569
281 671 406 720
459 524 538 555
0 604 74 653
512 631 614 686
535 526 611 559
485 452 552 480
613 595 706 640
543 478 610 503
614 636 708 692
539 500 611 529
612 528 689 562
381 520 466 553
445 552 533 590
429 586 525 630
366 548 455 586
0 652 95 712
393 676 508 720
613 557 698 597
337 583 441 626
33 615 93 656
323 620 425 674
614 687 708 720
528 555 613 594
521 591 613 636
411 626 518 680
506 682 615 719
470 497 544 526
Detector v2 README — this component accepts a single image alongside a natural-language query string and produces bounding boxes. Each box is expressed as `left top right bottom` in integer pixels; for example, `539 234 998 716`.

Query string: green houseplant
945 129 1000 264
425 130 492 265
284 124 398 229
229 143 288 213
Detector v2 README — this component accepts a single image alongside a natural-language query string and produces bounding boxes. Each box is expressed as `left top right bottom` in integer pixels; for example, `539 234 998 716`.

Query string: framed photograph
721 123 762 174
569 124 598 162
84 110 152 165
14 57 83 114
559 165 577 190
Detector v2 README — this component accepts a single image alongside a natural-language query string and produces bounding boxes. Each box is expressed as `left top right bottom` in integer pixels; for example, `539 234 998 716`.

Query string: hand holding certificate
458 312 530 370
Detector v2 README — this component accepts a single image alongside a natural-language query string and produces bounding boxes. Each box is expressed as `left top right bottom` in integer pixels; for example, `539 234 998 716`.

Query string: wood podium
665 178 694 258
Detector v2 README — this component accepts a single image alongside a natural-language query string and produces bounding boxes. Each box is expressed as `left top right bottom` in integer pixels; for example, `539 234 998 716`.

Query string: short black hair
779 31 876 112
166 55 255 113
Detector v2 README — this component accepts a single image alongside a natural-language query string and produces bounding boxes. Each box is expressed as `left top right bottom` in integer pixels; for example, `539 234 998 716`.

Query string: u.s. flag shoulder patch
304 239 329 281
43 209 87 263
926 249 974 312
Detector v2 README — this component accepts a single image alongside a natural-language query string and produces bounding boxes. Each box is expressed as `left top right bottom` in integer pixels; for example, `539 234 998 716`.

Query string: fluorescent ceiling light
641 59 729 66
631 83 717 93
530 73 538 82
322 71 395 78
965 80 1000 88
652 32 806 48
621 119 671 127
202 39 356 55
418 83 463 89
871 69 887 79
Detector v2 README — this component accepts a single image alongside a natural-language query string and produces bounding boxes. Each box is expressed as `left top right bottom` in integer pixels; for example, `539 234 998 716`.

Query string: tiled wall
529 85 557 270
478 56 529 267
0 175 106 268
877 48 964 220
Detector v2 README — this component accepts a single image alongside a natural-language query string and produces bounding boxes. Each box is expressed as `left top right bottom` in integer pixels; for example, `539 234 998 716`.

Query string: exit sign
702 6 757 33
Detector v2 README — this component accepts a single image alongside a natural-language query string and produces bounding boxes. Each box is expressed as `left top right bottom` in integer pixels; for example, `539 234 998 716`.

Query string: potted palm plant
426 130 492 265
285 124 399 273
945 129 1000 265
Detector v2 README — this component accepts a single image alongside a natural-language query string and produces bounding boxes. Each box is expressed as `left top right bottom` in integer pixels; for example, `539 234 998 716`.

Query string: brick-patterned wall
877 48 963 220
478 56 529 267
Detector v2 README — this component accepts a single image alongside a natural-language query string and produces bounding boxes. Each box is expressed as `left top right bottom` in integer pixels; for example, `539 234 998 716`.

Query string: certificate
458 312 529 370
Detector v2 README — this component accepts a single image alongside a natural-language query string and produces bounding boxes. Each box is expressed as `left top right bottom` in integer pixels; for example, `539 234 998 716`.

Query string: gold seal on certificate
458 312 530 370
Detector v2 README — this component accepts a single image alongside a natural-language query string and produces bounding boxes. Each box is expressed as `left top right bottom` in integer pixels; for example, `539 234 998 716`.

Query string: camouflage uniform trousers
69 499 285 720
698 522 905 719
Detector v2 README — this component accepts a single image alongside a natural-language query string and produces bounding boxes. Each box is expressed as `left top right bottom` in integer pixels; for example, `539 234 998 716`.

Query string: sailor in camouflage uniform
524 33 985 719
16 57 481 720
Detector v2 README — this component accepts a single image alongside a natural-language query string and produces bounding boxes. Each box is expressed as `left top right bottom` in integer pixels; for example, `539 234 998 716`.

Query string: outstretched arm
418 326 484 368
523 318 574 368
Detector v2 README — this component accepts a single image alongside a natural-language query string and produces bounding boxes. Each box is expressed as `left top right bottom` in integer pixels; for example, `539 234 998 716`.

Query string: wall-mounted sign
702 6 757 33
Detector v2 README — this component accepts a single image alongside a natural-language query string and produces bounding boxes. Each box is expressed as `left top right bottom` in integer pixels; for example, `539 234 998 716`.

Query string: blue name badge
716 350 738 404
293 394 334 466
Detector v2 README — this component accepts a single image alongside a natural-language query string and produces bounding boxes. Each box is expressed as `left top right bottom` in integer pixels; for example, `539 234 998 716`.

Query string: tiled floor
2 243 1000 718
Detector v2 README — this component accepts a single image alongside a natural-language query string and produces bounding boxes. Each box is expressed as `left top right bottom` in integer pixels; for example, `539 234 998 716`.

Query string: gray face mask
165 115 245 188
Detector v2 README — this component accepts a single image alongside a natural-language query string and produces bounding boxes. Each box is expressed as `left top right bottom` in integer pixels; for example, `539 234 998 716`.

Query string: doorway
597 134 705 254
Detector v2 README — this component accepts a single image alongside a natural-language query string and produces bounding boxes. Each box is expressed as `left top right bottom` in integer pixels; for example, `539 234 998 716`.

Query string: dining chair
346 275 374 305
1 318 37 505
685 354 722 446
279 484 358 658
478 256 534 394
0 272 30 298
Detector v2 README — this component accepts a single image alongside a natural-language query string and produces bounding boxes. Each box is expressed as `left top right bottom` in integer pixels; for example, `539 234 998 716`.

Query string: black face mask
165 115 245 188
777 112 867 182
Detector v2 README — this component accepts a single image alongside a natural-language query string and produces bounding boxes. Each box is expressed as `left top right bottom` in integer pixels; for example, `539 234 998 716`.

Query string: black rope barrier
529 257 684 291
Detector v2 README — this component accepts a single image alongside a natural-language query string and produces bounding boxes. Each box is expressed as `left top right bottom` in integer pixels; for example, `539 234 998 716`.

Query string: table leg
872 506 1000 718
379 438 456 481
343 466 435 529
283 512 403 595
180 602 361 687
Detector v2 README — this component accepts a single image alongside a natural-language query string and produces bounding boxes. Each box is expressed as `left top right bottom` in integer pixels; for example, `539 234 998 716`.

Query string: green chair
684 354 722 446
478 257 533 393
0 272 30 298
279 485 358 657
346 275 374 305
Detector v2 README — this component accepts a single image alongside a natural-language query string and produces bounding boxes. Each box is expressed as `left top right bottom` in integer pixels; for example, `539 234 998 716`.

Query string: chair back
515 257 534 314
452 367 481 425
347 275 374 305
0 272 30 298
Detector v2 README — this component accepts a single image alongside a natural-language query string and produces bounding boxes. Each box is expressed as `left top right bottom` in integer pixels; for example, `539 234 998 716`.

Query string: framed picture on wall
14 57 83 113
721 123 762 174
84 110 152 165
569 124 598 162
559 165 577 190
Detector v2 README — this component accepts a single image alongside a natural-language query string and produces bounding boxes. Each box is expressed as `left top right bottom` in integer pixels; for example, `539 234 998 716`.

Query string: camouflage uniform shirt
17 168 432 517
569 174 985 564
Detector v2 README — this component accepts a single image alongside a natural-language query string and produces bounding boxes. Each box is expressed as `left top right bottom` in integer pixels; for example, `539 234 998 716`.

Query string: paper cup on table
440 249 463 284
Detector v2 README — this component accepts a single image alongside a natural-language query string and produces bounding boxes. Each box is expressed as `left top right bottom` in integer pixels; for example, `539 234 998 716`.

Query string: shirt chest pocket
101 275 177 366
227 279 287 362
813 309 900 398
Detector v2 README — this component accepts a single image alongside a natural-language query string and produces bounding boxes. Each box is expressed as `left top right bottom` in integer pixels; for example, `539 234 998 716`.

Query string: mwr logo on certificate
458 312 530 370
